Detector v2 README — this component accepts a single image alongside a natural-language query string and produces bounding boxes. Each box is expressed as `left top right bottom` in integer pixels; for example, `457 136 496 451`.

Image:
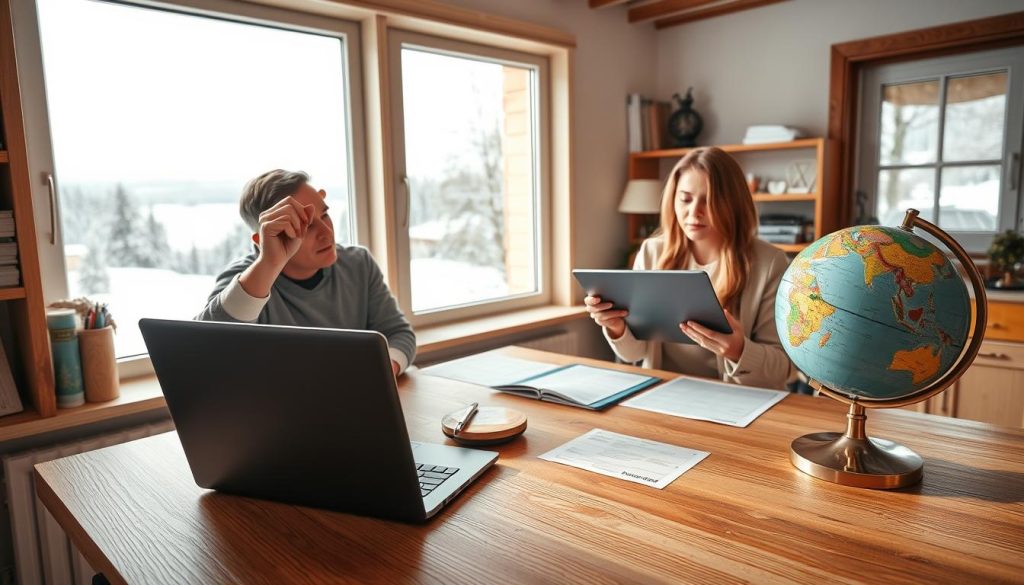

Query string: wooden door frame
828 11 1024 226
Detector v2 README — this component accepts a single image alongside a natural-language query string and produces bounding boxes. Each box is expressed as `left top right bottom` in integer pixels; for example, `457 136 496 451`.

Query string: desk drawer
977 301 1024 343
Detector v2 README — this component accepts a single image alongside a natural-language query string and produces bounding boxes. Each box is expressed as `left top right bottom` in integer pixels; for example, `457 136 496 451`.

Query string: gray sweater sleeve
195 254 258 322
359 248 417 366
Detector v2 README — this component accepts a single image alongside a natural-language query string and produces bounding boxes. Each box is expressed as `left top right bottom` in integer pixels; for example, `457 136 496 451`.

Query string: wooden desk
34 348 1024 584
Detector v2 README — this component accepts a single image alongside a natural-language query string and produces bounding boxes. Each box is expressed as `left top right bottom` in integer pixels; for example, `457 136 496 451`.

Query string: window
17 0 366 359
858 46 1024 251
388 31 550 325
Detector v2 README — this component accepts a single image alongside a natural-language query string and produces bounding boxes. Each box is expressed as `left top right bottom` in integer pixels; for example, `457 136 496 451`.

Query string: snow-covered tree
78 245 110 295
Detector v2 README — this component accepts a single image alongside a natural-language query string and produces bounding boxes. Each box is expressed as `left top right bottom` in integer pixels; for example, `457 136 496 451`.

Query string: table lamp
619 179 662 245
618 179 663 214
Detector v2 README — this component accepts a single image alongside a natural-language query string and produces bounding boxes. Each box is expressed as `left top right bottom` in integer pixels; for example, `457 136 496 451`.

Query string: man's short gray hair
239 170 310 231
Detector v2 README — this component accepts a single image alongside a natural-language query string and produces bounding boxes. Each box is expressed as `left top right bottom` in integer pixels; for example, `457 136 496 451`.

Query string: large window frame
10 0 574 381
13 0 370 376
387 30 552 327
857 46 1024 252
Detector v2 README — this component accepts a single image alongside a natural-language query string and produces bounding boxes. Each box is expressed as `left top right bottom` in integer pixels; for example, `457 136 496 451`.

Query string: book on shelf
0 210 13 238
759 213 807 226
422 350 660 410
758 225 803 235
627 93 671 152
0 337 24 417
760 233 802 244
0 265 20 287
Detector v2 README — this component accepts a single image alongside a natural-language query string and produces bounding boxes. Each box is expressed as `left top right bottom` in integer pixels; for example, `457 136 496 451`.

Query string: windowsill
416 304 588 354
0 304 588 442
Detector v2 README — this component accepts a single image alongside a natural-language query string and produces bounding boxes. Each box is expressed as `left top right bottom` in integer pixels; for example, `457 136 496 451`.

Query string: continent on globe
775 225 971 399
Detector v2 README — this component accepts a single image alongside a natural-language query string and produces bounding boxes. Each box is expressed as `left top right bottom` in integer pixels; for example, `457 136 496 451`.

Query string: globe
775 224 972 400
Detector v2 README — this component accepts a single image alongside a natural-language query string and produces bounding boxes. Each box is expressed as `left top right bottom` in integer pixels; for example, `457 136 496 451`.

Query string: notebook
421 351 660 410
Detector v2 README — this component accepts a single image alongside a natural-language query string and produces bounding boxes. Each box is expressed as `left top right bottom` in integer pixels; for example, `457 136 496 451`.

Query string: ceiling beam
654 0 787 29
629 0 719 23
589 0 630 8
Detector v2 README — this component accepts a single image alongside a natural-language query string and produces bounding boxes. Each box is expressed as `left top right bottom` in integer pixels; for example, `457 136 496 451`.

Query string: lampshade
618 179 663 214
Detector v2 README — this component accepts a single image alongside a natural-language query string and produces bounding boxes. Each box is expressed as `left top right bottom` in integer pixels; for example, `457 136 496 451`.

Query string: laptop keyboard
416 463 459 497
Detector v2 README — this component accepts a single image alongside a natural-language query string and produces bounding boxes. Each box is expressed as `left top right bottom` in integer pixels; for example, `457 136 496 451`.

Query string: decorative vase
667 87 703 148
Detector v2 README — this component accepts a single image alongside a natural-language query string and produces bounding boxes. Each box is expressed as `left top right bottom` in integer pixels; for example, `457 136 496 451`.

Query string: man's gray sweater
196 245 416 372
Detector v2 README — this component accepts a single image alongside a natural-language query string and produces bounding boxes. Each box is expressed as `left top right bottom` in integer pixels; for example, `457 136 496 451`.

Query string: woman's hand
585 295 628 339
681 309 745 362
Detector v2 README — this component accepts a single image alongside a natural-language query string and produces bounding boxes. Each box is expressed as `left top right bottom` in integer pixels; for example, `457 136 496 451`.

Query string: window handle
1010 152 1020 191
401 175 411 228
45 173 56 245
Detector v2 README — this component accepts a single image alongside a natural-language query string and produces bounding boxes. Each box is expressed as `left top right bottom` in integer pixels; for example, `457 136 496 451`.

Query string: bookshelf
626 137 839 255
0 1 57 424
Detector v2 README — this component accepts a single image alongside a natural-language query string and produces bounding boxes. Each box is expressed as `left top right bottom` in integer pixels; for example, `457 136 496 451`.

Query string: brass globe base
790 403 923 489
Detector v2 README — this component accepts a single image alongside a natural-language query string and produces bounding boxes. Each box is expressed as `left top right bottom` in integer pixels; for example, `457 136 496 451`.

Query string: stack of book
742 125 803 145
759 214 810 244
0 210 13 238
627 93 671 152
0 241 18 287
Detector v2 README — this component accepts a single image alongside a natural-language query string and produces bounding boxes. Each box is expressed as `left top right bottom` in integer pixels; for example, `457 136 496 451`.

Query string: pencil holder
79 326 119 402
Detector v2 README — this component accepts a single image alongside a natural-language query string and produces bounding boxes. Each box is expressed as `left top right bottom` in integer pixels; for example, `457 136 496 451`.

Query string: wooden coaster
441 406 527 446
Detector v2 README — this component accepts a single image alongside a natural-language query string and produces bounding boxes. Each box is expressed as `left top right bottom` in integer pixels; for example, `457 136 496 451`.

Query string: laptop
139 318 498 522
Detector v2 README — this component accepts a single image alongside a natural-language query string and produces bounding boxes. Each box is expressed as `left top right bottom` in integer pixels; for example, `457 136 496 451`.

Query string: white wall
655 0 1023 146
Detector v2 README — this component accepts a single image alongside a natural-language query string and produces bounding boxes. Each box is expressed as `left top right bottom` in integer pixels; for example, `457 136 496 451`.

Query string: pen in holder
79 325 119 402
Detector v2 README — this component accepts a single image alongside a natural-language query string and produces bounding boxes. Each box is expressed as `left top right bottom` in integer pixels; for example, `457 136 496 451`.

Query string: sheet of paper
622 376 788 427
539 429 709 489
520 365 656 406
420 351 556 387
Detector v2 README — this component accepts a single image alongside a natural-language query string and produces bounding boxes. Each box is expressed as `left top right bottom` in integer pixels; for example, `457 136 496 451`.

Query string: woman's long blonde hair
655 147 757 312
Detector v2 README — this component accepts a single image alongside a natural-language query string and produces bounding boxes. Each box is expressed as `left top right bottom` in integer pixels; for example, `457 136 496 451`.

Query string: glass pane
876 168 935 226
879 80 939 165
38 0 354 358
942 72 1008 162
938 166 1000 231
401 48 538 313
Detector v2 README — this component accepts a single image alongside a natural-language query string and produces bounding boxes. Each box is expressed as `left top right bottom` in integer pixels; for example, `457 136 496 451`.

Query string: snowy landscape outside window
861 46 1024 251
35 0 358 358
395 40 546 320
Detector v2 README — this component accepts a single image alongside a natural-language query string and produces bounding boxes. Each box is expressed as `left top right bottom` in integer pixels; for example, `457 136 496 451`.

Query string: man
197 170 415 376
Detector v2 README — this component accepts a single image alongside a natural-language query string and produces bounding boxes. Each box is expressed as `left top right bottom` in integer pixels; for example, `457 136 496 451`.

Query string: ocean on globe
775 225 970 400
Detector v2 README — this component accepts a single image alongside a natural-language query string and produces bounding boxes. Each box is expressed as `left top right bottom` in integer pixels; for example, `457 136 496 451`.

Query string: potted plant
987 229 1024 289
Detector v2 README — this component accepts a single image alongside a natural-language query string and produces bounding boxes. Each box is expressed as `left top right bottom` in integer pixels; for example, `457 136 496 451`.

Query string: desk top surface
34 347 1024 585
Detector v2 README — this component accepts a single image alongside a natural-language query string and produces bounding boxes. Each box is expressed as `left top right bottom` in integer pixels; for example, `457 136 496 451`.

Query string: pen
453 402 478 437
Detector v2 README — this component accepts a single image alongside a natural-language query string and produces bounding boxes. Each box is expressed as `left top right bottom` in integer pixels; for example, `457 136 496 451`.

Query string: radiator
516 329 579 356
2 420 175 585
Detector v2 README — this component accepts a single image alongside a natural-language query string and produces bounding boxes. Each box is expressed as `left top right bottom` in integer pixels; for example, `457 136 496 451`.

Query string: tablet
573 269 732 345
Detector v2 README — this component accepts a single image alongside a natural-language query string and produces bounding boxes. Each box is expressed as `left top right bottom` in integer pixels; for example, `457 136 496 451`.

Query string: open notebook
421 351 660 410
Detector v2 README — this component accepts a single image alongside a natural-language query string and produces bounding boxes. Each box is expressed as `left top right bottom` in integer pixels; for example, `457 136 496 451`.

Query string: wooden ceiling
589 0 788 29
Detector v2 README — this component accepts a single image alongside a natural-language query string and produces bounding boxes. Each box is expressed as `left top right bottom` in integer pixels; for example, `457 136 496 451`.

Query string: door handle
977 352 1010 360
45 173 56 245
401 175 411 229
1009 152 1020 191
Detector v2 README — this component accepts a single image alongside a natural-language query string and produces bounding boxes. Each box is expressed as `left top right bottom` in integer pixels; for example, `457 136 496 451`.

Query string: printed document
539 429 709 489
420 352 556 387
622 376 787 427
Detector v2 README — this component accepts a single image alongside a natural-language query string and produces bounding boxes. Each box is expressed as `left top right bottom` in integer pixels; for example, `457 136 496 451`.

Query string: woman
586 147 793 390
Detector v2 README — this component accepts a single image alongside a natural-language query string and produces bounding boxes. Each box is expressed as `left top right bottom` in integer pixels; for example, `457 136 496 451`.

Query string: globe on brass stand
775 209 987 489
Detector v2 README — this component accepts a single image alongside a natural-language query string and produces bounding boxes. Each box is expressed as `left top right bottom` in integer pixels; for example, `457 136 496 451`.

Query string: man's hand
391 360 401 378
239 197 314 298
680 309 746 362
256 197 314 270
